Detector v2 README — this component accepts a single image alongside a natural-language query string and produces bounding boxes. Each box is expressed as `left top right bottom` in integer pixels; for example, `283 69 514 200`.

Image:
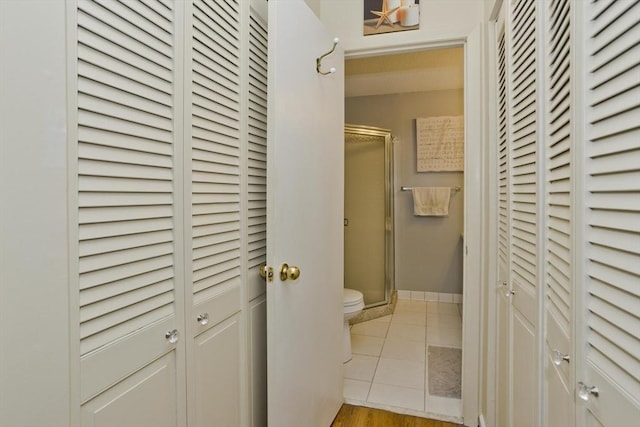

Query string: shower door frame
344 124 394 308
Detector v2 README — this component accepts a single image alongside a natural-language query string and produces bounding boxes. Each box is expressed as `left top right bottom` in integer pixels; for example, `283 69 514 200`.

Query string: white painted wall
0 1 71 426
321 0 484 54
305 0 321 18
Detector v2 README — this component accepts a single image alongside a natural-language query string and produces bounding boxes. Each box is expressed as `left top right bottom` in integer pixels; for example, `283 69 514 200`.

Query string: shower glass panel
344 125 394 307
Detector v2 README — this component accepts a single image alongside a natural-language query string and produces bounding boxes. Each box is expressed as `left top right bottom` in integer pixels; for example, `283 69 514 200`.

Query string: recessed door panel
81 352 177 427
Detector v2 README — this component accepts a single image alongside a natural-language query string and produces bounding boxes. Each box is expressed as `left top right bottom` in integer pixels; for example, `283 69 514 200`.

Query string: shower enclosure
344 125 394 307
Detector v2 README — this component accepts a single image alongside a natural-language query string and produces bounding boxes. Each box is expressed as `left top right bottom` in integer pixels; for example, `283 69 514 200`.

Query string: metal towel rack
401 186 461 192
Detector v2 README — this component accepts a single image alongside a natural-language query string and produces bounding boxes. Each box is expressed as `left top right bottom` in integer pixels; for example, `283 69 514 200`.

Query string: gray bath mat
428 346 462 399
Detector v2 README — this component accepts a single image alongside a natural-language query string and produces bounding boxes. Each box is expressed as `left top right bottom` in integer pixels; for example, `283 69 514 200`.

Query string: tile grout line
365 311 391 403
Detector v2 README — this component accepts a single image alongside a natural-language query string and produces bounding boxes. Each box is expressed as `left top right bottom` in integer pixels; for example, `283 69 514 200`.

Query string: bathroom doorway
344 125 394 307
341 46 476 423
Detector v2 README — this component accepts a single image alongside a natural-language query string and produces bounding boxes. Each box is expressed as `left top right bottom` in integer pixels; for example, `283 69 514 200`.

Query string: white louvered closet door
579 0 640 425
507 1 540 426
75 0 184 425
186 0 244 425
543 0 574 426
246 9 268 301
246 8 269 427
495 8 512 427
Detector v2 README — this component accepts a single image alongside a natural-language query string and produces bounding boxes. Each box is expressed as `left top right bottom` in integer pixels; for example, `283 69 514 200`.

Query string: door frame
344 26 484 425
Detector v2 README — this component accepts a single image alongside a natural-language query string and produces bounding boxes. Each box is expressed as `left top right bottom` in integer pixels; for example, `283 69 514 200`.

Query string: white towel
412 187 451 216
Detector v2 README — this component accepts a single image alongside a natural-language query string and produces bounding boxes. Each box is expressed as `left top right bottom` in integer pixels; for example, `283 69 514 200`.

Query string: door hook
316 37 339 75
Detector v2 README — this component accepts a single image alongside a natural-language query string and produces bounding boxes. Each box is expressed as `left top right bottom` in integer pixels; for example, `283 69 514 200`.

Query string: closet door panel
507 1 540 425
246 10 268 302
547 358 572 427
495 13 511 426
581 0 640 424
185 1 246 425
249 295 268 427
508 0 539 329
192 314 242 427
543 0 574 425
511 312 536 427
188 0 242 315
75 0 182 409
81 351 177 427
496 291 511 427
191 284 241 337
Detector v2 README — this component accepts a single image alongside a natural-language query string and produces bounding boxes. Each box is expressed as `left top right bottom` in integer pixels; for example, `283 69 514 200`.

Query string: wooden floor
330 404 463 427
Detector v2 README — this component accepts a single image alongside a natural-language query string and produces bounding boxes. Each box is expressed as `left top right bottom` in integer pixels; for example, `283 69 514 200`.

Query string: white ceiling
345 47 464 97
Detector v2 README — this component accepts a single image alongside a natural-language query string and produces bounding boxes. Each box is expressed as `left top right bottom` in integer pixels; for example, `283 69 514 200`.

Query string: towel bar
401 186 461 192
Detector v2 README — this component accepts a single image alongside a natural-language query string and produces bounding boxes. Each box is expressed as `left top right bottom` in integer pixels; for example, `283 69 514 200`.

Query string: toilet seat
343 288 364 316
343 288 364 307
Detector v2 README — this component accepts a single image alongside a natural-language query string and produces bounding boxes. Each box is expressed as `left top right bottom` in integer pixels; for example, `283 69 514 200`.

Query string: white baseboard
397 291 463 303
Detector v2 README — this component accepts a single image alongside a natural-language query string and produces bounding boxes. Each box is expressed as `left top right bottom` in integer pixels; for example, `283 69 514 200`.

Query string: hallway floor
343 299 463 424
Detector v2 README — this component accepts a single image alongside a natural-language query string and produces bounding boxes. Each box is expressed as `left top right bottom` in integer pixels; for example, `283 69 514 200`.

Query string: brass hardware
279 263 301 281
259 264 274 282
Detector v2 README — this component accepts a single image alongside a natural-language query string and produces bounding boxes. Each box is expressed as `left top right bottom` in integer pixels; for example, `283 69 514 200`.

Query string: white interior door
266 1 345 426
542 0 574 426
507 1 540 426
495 9 511 427
578 1 640 425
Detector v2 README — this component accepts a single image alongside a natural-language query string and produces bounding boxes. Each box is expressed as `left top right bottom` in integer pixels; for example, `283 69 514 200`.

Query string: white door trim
344 26 485 426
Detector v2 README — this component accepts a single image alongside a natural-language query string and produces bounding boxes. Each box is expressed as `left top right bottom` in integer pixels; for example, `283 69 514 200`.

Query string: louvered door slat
80 193 172 209
77 20 172 80
79 110 173 143
77 60 171 107
80 279 174 323
83 0 173 51
76 25 173 87
77 0 177 370
190 0 242 304
79 142 172 167
80 294 174 354
145 0 173 19
192 125 240 149
79 229 173 256
122 0 173 32
79 78 172 119
80 266 173 303
584 0 640 421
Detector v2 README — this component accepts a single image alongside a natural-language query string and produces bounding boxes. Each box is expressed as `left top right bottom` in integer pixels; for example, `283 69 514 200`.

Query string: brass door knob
259 264 274 282
279 263 301 281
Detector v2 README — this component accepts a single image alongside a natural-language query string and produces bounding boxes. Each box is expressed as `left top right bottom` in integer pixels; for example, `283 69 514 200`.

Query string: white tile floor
343 299 463 424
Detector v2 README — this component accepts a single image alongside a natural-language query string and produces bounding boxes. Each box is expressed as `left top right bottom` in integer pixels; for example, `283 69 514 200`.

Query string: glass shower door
344 125 394 307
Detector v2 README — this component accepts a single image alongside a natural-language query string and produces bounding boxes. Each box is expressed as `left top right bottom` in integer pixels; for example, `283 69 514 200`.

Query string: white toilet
343 288 365 363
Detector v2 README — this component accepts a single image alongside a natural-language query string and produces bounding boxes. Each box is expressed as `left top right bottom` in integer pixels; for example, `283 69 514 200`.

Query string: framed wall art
363 0 420 36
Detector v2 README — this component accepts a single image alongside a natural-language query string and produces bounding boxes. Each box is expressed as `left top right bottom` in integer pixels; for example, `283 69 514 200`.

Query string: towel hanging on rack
411 187 451 216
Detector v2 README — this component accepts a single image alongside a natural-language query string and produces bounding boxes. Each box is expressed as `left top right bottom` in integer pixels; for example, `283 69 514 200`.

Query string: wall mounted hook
316 37 339 75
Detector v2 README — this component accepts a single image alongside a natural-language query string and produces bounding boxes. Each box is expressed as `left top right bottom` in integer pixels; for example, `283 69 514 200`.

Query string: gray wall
346 89 464 294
